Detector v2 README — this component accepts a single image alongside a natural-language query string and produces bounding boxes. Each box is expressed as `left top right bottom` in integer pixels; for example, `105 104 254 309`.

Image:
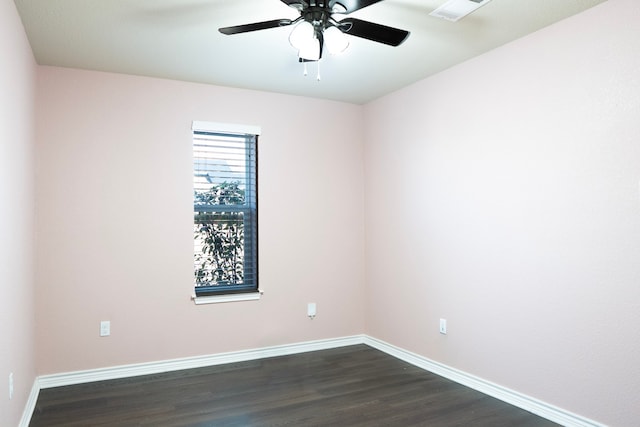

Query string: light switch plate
100 320 110 337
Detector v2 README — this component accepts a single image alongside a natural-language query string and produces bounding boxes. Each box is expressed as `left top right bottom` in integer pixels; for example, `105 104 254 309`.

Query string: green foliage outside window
194 181 245 287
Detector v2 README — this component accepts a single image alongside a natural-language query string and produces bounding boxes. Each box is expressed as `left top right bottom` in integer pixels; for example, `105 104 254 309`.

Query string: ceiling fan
219 0 410 62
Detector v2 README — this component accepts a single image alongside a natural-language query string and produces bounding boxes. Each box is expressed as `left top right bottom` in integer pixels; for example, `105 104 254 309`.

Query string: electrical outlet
100 320 110 337
307 303 317 319
439 318 447 335
9 373 14 400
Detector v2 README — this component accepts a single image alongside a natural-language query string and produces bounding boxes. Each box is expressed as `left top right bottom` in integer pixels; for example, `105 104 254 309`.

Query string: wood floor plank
30 345 559 426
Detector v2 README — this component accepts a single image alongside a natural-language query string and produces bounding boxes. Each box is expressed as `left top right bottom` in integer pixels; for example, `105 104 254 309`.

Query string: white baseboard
25 334 603 427
37 335 366 389
363 336 605 427
18 379 40 427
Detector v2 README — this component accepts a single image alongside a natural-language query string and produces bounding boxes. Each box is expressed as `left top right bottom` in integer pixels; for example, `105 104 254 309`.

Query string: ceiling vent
429 0 492 22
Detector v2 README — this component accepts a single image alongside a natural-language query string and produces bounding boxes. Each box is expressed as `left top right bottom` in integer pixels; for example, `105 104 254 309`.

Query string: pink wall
34 67 366 374
363 0 640 425
9 0 638 425
0 0 37 425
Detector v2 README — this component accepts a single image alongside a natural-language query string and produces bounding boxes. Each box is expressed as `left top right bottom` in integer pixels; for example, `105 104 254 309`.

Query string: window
192 121 259 298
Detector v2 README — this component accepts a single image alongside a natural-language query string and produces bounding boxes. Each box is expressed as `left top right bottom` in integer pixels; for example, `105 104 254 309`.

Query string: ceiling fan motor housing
300 5 333 32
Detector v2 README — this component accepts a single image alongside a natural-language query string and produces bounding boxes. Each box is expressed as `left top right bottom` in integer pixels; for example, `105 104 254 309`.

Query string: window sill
192 290 263 305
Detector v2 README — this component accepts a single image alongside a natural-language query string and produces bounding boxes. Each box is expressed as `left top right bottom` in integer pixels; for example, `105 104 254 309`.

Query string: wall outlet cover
307 303 317 317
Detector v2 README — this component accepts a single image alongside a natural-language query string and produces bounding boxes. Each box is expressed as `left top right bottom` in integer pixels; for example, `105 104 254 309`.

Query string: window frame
192 121 260 302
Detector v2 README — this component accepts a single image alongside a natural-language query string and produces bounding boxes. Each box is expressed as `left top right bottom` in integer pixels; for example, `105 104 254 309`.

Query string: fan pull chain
300 61 321 80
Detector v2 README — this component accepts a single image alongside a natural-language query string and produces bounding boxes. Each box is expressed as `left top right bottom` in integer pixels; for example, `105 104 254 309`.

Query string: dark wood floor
30 345 558 426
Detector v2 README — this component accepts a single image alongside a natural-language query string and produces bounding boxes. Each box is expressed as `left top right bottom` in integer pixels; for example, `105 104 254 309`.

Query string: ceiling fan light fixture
298 36 321 61
324 26 349 55
289 21 315 50
331 3 348 14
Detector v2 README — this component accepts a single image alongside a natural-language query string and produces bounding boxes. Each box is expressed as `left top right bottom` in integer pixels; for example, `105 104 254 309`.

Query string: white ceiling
15 0 608 104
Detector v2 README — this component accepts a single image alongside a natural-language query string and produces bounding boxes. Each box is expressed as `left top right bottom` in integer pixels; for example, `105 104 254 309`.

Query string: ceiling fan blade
338 18 409 46
219 19 293 35
330 0 384 14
